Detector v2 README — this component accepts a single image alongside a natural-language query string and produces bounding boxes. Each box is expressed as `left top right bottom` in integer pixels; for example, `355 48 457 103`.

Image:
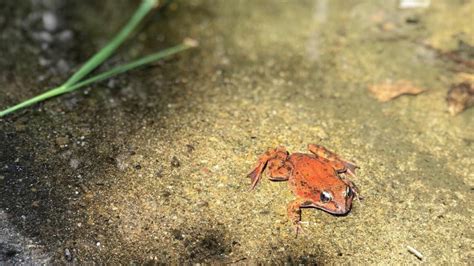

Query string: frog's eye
320 191 333 203
344 186 353 198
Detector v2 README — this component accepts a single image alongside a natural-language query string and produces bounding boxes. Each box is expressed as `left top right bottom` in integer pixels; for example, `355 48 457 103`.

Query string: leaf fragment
368 80 426 102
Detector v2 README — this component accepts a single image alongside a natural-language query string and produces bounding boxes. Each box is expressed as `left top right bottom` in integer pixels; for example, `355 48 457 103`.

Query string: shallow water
0 0 473 263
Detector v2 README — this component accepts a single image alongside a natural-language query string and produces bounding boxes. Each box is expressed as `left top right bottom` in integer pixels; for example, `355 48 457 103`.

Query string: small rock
42 11 58 32
38 57 51 66
57 30 73 42
78 184 89 194
69 158 80 169
64 248 72 261
56 59 70 74
186 144 195 153
171 229 184 240
171 156 180 167
14 123 26 132
161 190 171 198
55 136 69 147
196 201 209 208
155 167 163 178
106 78 118 89
405 16 420 24
35 31 53 43
115 152 130 171
41 42 49 50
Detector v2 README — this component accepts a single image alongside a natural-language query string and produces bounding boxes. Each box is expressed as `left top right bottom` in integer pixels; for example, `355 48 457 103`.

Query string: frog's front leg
342 178 362 200
307 144 358 177
247 147 288 189
287 198 315 236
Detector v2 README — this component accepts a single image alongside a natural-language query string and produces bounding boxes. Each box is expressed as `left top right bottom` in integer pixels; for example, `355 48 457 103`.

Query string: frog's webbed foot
354 187 364 202
287 198 312 237
343 160 358 178
247 146 288 190
344 179 363 202
247 165 264 190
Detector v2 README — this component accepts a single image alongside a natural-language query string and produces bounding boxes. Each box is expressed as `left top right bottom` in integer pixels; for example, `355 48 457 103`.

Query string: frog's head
315 185 355 215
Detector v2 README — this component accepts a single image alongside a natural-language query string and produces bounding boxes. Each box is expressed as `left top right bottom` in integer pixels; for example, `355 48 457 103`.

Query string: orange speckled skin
248 144 360 233
288 153 354 214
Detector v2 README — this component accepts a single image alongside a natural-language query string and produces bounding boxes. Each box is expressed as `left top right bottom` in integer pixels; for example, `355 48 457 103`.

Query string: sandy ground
1 0 473 264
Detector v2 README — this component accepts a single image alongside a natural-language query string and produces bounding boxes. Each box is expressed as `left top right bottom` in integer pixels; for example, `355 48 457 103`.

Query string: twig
407 245 424 261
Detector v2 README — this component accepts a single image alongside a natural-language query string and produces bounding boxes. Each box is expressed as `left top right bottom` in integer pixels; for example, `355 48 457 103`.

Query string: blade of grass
0 41 196 117
0 0 159 117
66 42 195 93
63 0 159 88
0 85 68 117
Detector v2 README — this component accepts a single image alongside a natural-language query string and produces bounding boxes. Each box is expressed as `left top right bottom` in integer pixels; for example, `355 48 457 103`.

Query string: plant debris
420 41 474 72
399 0 430 9
406 245 424 261
447 81 474 115
368 80 426 102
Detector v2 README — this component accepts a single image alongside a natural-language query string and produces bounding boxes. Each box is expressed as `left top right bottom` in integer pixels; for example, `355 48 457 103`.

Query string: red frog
248 144 360 233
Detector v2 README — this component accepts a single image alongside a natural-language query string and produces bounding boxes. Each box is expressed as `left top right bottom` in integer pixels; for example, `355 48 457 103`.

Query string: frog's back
288 153 340 197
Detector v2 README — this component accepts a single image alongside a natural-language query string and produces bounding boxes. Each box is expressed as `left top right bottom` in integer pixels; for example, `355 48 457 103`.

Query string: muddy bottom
0 0 473 264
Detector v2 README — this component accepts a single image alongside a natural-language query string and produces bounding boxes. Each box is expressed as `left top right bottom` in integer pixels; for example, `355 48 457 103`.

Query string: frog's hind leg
247 147 288 189
307 144 358 177
267 159 292 181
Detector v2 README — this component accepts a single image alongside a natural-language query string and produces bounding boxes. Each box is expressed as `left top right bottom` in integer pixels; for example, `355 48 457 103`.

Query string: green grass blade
63 0 159 88
66 42 194 92
0 40 196 117
0 0 160 117
0 85 69 117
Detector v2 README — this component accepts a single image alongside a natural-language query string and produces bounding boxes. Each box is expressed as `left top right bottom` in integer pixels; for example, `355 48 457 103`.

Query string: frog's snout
343 196 354 212
331 197 354 215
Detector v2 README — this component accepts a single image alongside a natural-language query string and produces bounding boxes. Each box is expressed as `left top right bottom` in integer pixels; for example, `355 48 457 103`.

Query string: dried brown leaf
368 80 426 102
455 73 474 84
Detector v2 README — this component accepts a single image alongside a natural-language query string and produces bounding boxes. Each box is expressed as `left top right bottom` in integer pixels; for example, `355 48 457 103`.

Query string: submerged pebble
171 156 180 167
64 248 72 261
69 158 80 169
42 11 58 32
55 137 69 147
